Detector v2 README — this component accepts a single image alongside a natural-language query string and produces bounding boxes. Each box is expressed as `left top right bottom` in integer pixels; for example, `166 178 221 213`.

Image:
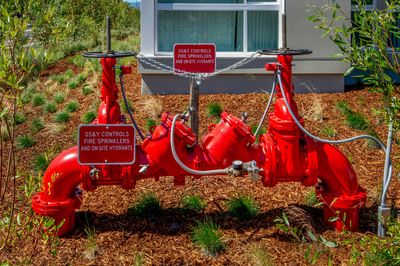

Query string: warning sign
174 44 216 74
78 124 135 165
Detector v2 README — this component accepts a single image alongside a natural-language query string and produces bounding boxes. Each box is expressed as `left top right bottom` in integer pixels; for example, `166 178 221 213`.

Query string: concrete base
140 73 345 95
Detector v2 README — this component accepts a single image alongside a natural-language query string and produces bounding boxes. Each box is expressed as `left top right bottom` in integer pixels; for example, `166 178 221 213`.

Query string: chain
137 51 261 82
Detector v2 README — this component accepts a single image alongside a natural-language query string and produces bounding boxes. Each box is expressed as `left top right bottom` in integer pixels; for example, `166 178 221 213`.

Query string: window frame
154 0 282 56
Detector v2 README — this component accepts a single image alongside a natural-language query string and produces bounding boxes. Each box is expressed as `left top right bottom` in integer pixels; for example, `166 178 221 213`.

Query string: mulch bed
1 58 399 265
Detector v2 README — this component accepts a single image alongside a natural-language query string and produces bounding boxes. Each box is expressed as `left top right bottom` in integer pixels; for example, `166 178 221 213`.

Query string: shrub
191 218 225 256
145 118 157 131
14 113 26 125
128 192 161 217
32 94 46 107
65 100 79 113
54 111 70 123
31 118 45 133
226 195 260 220
43 102 57 113
16 135 36 149
206 103 223 118
54 92 66 104
181 195 206 213
82 85 94 96
67 79 79 89
81 111 97 124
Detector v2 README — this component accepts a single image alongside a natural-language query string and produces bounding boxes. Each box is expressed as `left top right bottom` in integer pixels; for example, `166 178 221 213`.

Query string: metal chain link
137 51 261 81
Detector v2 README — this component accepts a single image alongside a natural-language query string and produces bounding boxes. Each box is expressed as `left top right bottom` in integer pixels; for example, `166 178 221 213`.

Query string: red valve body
32 55 367 236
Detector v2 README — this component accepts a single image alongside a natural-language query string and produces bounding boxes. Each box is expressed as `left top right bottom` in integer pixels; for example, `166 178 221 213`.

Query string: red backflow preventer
32 52 367 236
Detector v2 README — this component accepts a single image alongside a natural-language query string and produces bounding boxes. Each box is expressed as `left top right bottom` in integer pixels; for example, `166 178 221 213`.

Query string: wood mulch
1 58 399 265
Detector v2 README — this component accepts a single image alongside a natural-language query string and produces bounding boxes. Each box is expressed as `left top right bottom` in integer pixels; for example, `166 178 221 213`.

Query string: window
156 0 280 53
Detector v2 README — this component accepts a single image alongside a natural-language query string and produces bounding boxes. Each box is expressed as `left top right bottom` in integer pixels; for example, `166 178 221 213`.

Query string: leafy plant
65 69 74 79
65 100 79 113
31 118 45 133
54 92 66 104
226 195 260 220
206 103 223 119
16 135 36 149
34 154 50 172
128 192 161 217
77 73 86 83
44 101 58 113
82 85 94 96
67 79 79 89
304 190 320 207
320 125 337 137
32 94 46 107
181 195 206 213
346 112 369 131
145 118 157 131
83 226 97 260
81 111 97 124
51 74 66 84
14 113 26 125
191 218 225 256
54 111 70 123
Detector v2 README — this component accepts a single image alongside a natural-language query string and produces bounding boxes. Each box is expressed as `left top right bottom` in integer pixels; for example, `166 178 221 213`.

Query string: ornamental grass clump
191 218 226 256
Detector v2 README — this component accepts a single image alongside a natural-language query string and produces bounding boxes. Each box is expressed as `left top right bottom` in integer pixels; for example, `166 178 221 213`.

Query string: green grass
54 111 70 123
14 113 26 125
191 218 225 256
65 69 74 78
43 102 58 113
121 99 133 113
320 125 337 137
65 100 79 113
206 103 223 118
81 111 97 124
31 118 45 133
32 94 46 107
346 112 369 130
128 192 161 217
54 92 66 104
226 195 260 220
1 126 9 141
181 195 206 213
82 85 94 96
21 92 33 105
34 153 51 172
51 74 66 84
16 135 36 149
336 100 350 115
67 79 79 89
145 118 157 131
77 73 86 83
251 124 266 136
69 55 86 68
304 190 319 207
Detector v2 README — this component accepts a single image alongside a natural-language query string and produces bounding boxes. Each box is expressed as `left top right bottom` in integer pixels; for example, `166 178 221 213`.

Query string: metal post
282 0 287 48
378 121 394 237
106 16 111 52
189 78 200 141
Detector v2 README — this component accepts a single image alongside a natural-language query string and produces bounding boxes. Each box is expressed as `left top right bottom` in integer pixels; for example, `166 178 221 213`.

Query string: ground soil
1 58 399 265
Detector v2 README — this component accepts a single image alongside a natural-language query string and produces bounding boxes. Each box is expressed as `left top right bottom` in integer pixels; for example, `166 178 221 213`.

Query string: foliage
82 85 94 96
320 125 337 137
67 79 79 90
247 243 273 266
14 113 26 125
206 103 223 119
128 192 162 217
54 92 66 104
32 94 46 107
309 0 400 129
121 99 133 114
31 118 45 133
304 190 320 207
191 218 226 256
54 111 70 123
81 111 97 124
145 118 157 131
16 135 36 149
43 102 57 113
65 100 79 113
226 195 260 220
181 195 206 213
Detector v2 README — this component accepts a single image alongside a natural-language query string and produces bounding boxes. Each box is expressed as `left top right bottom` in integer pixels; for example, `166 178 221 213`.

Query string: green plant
206 103 223 119
69 55 86 68
34 154 50 172
145 118 157 131
67 79 79 89
82 85 94 96
128 192 161 217
251 124 266 136
81 111 97 124
320 125 337 137
83 226 97 260
16 135 36 149
65 69 74 78
14 113 26 125
346 112 369 131
191 218 225 256
247 243 273 266
121 99 133 113
77 73 86 83
54 111 70 123
304 190 320 207
44 101 58 113
181 195 206 213
31 118 45 133
226 195 260 220
32 94 46 107
65 100 79 113
51 74 66 84
54 92 66 104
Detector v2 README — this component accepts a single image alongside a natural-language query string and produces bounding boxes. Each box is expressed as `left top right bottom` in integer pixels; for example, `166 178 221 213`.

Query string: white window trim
154 1 282 56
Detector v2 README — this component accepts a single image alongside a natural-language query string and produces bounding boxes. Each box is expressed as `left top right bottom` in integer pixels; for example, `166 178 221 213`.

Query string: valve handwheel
259 48 312 56
83 51 136 58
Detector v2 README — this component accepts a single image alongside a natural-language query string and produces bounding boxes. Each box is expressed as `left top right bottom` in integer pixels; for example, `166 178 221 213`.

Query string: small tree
308 0 400 128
